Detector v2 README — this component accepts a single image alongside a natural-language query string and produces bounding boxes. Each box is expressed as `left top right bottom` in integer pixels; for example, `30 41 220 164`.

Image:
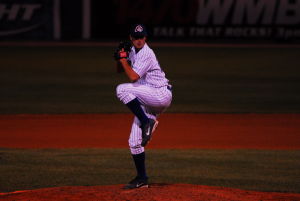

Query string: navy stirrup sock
132 152 147 180
126 98 149 125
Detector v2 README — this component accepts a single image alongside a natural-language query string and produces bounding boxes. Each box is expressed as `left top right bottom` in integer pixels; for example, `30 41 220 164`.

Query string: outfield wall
0 0 299 42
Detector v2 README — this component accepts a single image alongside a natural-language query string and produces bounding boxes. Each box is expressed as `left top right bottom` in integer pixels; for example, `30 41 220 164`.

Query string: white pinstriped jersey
129 43 169 88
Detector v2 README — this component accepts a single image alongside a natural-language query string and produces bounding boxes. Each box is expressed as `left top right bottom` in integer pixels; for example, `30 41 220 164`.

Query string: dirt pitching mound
1 184 299 201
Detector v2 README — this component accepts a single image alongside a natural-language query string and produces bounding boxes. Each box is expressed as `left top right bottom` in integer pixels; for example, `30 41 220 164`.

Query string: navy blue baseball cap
130 24 147 38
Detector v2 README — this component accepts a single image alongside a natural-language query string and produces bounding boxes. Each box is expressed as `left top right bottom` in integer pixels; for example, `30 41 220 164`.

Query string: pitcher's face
130 36 146 49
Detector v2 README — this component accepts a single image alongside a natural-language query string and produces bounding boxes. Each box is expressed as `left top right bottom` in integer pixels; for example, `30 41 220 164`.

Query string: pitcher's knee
128 139 140 149
116 84 127 102
116 84 125 98
116 83 135 104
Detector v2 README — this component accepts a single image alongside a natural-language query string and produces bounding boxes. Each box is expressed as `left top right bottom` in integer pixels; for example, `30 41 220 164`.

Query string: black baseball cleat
123 177 149 190
141 119 159 147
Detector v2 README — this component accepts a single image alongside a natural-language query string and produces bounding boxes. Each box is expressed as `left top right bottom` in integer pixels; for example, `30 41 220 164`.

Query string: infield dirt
1 184 300 201
1 113 300 149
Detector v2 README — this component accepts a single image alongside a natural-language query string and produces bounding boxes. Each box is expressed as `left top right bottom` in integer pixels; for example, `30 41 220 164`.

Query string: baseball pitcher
114 24 172 189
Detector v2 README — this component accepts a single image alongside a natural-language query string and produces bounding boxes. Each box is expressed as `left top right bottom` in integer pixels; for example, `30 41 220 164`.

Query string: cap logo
135 25 143 33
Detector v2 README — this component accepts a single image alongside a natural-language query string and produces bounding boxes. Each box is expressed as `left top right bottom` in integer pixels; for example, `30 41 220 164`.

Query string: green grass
0 148 299 193
0 46 300 113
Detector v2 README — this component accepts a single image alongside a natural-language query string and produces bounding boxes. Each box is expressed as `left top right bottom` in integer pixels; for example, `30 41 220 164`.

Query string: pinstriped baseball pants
116 83 172 154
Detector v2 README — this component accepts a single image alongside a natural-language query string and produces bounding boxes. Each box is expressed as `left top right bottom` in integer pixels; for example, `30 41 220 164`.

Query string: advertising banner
0 0 59 40
1 0 299 42
91 0 300 42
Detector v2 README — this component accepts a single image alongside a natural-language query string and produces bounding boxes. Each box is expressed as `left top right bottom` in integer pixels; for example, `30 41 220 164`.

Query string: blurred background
1 0 299 42
0 0 300 114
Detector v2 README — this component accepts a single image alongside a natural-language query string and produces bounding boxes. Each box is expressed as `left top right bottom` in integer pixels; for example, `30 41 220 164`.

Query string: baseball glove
113 41 132 61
